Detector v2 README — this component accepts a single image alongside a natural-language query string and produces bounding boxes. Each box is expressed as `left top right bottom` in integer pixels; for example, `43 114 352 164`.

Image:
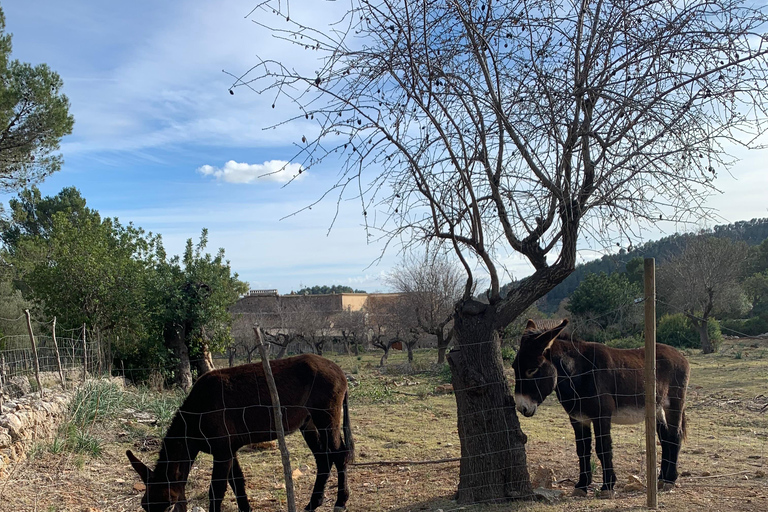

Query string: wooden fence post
253 323 296 512
95 327 103 376
0 353 5 410
24 309 44 399
82 324 88 382
52 317 66 390
644 258 658 509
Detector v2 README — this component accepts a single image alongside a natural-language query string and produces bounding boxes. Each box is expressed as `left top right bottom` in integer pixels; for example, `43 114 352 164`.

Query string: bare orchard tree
386 251 463 364
365 293 410 366
289 296 333 355
333 307 366 355
658 236 749 353
240 0 768 503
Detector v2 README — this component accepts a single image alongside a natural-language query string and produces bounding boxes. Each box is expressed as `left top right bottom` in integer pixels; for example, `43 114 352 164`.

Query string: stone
133 482 146 492
531 466 555 489
4 377 31 399
534 488 564 503
624 475 645 492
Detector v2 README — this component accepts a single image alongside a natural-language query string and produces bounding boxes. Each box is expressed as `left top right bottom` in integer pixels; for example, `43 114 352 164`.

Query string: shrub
657 313 722 350
721 314 768 337
606 335 644 349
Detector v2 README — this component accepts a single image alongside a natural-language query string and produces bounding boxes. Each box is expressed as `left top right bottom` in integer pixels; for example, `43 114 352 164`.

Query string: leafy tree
0 8 74 191
567 271 642 337
292 284 366 295
1 186 90 254
658 237 748 353
743 271 768 316
149 230 248 389
244 0 768 501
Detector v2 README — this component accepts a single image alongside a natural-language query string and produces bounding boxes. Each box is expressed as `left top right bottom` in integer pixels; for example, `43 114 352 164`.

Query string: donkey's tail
343 390 355 464
680 409 688 443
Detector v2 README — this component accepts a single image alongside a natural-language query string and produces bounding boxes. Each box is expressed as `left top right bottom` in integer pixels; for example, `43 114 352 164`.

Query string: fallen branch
352 457 460 467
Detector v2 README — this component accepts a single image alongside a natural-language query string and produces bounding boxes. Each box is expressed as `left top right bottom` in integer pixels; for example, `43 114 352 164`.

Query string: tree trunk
692 317 713 354
165 325 193 391
193 343 216 376
228 346 236 367
276 344 288 359
447 302 533 503
379 345 390 367
436 331 450 364
406 342 415 363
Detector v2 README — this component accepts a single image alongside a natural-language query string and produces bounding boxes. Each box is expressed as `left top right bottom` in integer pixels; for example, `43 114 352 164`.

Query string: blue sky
2 0 767 294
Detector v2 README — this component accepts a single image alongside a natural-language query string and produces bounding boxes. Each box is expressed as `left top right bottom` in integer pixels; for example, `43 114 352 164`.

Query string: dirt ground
1 338 766 512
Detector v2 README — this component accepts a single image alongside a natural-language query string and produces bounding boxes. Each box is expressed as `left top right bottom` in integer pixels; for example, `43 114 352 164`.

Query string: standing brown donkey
512 319 689 496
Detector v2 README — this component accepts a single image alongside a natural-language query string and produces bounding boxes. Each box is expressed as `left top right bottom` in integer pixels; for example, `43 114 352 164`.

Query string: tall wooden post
0 353 5 410
253 323 296 512
644 258 658 509
52 317 66 390
24 309 44 399
82 324 88 382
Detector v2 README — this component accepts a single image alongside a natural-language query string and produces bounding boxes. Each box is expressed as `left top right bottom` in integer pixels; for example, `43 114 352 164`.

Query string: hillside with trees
540 218 768 312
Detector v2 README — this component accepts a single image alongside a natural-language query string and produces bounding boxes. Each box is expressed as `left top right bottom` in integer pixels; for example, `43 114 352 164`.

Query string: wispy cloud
197 160 304 184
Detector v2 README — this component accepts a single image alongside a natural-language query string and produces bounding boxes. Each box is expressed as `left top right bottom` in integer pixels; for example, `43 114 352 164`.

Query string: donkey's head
127 450 188 512
512 319 568 417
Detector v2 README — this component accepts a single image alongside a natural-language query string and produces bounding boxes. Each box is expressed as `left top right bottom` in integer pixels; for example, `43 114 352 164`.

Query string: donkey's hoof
658 480 676 491
597 489 616 499
571 488 588 497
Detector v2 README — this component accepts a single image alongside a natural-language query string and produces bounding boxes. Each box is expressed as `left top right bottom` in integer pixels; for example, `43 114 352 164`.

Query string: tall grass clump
50 380 127 457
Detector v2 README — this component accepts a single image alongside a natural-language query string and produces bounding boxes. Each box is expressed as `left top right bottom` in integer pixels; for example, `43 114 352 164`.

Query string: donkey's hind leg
569 418 593 496
228 455 252 511
657 401 685 489
301 419 332 511
209 458 233 512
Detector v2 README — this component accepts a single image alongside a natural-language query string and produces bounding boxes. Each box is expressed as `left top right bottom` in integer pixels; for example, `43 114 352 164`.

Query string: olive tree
658 236 749 353
240 0 768 502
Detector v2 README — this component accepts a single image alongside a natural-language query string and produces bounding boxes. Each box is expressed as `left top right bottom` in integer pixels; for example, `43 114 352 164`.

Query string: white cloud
198 160 304 184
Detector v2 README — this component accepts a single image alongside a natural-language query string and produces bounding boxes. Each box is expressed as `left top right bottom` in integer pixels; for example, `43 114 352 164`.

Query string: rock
133 482 146 492
624 475 645 492
756 470 766 478
434 384 454 394
4 377 31 399
292 468 303 479
571 488 588 497
531 466 555 489
691 448 705 454
534 488 563 503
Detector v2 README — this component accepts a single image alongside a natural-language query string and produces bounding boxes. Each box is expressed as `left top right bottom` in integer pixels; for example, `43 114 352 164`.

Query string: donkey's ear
538 319 569 352
126 449 151 483
525 319 537 331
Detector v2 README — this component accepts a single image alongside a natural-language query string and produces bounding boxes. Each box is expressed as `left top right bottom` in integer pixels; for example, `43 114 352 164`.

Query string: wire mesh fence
1 310 766 511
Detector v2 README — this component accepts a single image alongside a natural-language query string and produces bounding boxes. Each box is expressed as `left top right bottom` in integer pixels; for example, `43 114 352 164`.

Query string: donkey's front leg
569 418 593 496
593 417 616 496
209 459 233 512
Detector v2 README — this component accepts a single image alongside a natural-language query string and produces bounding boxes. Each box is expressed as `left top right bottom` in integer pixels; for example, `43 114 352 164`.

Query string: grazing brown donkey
512 319 689 497
126 353 354 512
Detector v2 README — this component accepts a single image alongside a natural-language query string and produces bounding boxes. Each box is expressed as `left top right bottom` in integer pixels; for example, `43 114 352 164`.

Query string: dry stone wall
0 372 94 478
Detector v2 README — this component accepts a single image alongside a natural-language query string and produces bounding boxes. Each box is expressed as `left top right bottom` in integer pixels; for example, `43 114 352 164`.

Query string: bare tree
290 296 333 355
659 236 749 353
365 294 408 366
333 307 366 355
240 0 768 503
386 252 463 363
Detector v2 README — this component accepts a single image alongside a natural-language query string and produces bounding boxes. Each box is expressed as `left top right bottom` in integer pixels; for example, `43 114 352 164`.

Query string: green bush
657 313 722 350
721 314 768 337
606 335 644 349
